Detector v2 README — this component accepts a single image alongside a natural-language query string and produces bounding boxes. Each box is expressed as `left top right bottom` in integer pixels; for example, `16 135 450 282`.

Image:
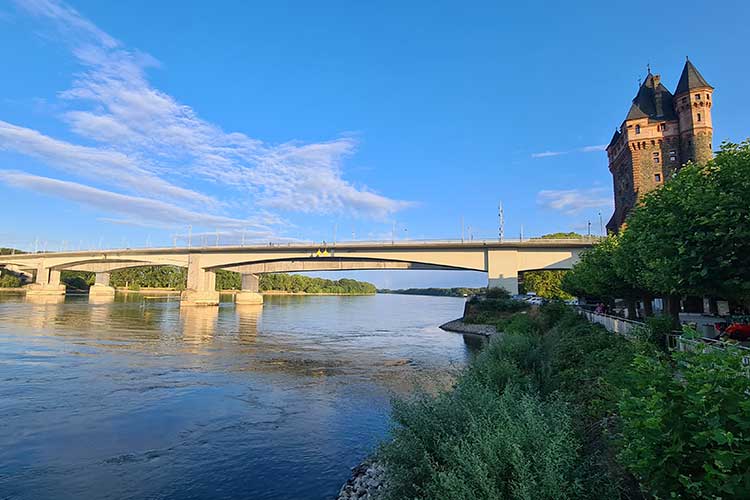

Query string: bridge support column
89 272 115 299
25 263 66 296
181 255 220 306
486 249 519 295
236 273 263 305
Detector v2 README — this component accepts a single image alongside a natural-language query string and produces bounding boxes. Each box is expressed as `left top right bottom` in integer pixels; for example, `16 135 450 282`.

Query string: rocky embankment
439 318 497 336
336 461 387 500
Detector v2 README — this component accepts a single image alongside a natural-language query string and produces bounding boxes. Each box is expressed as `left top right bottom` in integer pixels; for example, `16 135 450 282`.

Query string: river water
0 293 479 500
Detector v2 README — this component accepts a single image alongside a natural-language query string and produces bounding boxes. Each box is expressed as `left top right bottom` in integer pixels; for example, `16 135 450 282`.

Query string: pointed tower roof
625 72 676 121
675 58 713 95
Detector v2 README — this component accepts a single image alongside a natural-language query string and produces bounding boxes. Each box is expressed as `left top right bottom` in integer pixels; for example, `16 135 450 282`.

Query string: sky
1 0 749 288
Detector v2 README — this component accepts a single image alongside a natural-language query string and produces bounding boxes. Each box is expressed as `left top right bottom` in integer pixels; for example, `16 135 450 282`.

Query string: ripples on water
0 293 480 500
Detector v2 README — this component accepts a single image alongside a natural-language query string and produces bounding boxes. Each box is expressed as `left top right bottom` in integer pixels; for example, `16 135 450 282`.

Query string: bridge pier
89 272 115 298
181 255 220 306
487 249 520 295
236 273 263 305
25 264 66 296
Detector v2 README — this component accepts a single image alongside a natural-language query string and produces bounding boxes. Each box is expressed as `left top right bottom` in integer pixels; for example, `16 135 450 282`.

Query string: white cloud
579 144 606 153
0 120 214 205
531 151 564 158
3 0 410 235
537 188 613 215
0 171 272 229
531 144 607 158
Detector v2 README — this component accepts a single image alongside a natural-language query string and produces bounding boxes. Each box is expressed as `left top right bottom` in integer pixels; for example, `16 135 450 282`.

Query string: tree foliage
619 347 750 498
522 270 573 300
620 140 750 300
106 266 376 294
563 140 750 304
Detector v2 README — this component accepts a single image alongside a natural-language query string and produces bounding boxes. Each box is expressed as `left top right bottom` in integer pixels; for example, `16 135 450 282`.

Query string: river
0 292 480 500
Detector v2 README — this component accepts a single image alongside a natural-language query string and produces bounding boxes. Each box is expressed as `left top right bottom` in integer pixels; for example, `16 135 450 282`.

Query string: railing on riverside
577 307 750 353
577 308 642 337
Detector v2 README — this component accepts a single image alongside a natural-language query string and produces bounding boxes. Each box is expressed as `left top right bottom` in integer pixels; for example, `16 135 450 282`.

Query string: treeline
563 141 750 320
104 267 376 294
378 287 483 297
379 304 750 499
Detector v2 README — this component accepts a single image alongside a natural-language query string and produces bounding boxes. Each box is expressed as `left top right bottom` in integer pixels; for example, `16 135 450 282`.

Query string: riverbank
439 318 497 336
366 303 750 499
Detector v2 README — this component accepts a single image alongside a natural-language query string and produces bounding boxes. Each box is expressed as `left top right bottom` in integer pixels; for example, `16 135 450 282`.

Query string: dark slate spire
626 72 676 121
675 58 713 95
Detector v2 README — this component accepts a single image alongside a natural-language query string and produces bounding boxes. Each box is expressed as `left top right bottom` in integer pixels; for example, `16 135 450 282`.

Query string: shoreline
439 317 498 337
113 288 376 296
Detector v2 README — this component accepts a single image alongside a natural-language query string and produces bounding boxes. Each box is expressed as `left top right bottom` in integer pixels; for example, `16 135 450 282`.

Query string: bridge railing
3 236 601 255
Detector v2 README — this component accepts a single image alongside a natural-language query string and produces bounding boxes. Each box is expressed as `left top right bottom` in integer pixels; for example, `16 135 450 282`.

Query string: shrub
0 273 22 288
619 347 750 499
486 287 511 299
381 383 584 500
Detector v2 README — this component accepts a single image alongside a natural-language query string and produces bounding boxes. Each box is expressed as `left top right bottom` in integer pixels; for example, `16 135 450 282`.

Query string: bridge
0 239 594 305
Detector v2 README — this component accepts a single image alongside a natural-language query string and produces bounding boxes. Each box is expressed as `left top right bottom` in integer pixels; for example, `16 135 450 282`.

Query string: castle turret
674 58 714 165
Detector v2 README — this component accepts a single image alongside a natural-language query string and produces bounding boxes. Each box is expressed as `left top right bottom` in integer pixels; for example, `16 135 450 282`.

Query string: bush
0 273 22 288
486 287 511 299
381 383 584 500
619 347 750 499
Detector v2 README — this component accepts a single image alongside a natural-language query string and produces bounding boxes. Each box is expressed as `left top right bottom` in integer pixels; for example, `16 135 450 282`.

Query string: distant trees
379 287 484 297
104 265 376 294
537 232 585 239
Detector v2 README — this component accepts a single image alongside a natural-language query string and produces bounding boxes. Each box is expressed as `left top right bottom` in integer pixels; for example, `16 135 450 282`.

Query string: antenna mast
498 202 504 242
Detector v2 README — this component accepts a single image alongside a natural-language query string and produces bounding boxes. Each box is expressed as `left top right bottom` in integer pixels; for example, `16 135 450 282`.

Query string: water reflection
180 305 219 344
0 292 475 500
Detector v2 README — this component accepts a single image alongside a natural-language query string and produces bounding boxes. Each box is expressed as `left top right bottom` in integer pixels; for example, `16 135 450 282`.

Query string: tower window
695 93 701 100
669 150 677 162
653 152 660 163
654 173 662 182
635 125 641 134
697 113 702 122
707 94 711 100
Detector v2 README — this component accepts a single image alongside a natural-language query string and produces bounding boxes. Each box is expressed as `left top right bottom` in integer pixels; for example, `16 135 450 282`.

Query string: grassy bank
377 304 750 499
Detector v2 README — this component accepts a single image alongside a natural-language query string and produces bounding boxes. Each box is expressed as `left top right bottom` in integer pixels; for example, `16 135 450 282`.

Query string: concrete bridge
0 239 593 306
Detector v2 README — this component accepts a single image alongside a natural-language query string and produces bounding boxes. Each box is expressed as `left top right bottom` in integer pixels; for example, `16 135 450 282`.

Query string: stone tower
605 59 713 233
674 58 714 165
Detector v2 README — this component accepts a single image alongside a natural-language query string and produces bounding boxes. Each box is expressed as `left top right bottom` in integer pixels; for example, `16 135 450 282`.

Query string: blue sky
1 0 749 287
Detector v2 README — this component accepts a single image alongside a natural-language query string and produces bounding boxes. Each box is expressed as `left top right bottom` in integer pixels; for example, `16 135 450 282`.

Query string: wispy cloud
0 171 273 229
536 188 613 215
0 120 214 205
578 144 606 153
531 151 564 158
2 0 410 236
530 144 607 159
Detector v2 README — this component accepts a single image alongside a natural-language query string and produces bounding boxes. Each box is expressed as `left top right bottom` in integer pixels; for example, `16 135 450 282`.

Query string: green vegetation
103 266 376 294
60 271 95 291
536 232 585 239
563 141 750 320
521 270 573 300
0 248 25 255
378 287 483 297
0 273 22 288
258 273 376 294
463 288 530 325
379 304 750 499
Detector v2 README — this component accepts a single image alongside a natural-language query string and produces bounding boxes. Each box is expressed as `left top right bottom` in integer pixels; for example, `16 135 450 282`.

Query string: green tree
522 270 573 300
621 140 750 303
537 232 585 239
563 235 643 316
